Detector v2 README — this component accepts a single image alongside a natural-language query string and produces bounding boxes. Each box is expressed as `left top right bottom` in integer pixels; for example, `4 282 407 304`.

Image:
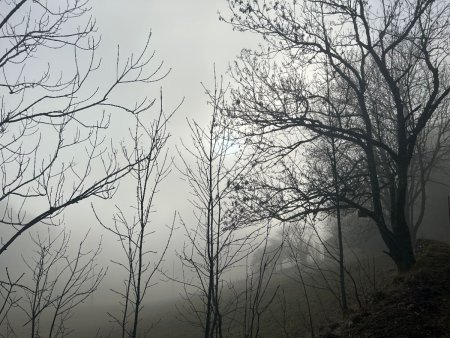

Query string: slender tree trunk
330 139 348 314
131 229 144 338
122 263 133 338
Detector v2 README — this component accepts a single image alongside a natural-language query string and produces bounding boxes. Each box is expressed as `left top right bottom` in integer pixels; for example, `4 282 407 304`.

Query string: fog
2 0 450 337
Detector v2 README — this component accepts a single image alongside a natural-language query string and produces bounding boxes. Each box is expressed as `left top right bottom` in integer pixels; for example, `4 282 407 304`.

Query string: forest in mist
1 0 450 337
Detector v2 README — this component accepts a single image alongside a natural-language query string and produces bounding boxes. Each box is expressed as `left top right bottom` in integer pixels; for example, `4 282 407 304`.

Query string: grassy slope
321 239 450 338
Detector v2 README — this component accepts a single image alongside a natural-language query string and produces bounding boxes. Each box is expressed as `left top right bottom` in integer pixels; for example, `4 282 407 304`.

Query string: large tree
223 0 450 272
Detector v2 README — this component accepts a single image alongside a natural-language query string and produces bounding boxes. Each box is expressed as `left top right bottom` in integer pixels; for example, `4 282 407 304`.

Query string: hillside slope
320 239 450 338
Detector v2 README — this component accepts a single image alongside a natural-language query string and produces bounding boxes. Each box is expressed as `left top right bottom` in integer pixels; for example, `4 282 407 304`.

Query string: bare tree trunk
330 139 348 313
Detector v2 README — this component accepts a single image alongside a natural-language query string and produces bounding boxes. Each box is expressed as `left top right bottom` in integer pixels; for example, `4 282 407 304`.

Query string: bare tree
0 268 23 338
0 228 105 338
176 73 260 338
222 0 450 272
94 94 176 338
0 0 169 255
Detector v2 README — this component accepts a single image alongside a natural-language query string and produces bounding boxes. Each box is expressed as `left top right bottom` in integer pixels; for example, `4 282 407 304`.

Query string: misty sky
93 0 254 126
86 3 255 224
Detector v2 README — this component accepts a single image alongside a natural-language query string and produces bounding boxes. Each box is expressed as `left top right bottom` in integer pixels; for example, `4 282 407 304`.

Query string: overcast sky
93 0 254 127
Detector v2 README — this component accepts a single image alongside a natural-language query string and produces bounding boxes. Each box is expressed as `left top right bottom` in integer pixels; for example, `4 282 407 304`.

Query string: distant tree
0 0 168 255
93 94 176 338
406 96 450 245
285 223 316 336
223 0 450 272
240 227 282 338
